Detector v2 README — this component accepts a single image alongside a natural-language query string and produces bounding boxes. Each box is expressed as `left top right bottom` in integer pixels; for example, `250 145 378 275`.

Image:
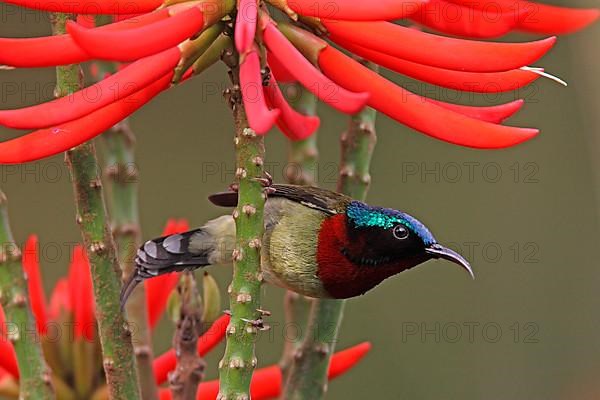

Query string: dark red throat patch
316 214 411 298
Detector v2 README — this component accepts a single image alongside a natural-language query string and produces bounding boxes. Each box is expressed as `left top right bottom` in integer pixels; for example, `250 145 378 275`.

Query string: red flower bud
340 41 540 93
240 49 280 134
264 72 320 140
287 0 427 21
48 278 71 320
153 314 230 384
0 307 19 378
0 47 180 130
146 219 190 329
22 235 48 335
68 245 95 341
66 7 204 62
0 72 172 164
263 22 369 114
0 0 162 14
319 46 538 148
324 19 556 72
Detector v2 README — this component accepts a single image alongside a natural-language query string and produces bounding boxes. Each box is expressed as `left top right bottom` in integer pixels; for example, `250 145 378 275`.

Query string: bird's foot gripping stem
229 171 274 194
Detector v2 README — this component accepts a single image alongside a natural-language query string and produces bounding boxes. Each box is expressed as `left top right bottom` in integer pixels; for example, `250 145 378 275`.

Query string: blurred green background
1 2 599 399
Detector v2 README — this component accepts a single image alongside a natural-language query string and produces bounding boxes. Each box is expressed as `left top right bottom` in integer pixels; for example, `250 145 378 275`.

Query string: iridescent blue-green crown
346 201 436 246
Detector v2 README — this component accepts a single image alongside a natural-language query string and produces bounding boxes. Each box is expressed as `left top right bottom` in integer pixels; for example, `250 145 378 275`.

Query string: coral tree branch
52 12 141 400
103 120 158 400
217 47 267 399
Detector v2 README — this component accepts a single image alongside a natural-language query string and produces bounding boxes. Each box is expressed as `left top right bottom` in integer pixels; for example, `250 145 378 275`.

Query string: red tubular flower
427 98 524 124
0 73 172 164
445 0 600 34
0 9 172 68
235 0 258 54
0 47 180 130
158 342 371 400
240 49 280 134
76 14 98 29
287 0 427 21
0 307 19 379
409 0 523 39
263 22 369 114
69 245 95 341
0 0 162 14
0 35 89 68
66 7 204 62
266 51 296 83
319 46 538 149
146 219 190 329
324 19 556 72
341 41 540 94
22 235 48 335
153 314 230 384
264 72 320 140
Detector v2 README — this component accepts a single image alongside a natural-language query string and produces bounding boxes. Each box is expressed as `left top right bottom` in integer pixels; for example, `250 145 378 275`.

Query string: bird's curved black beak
425 244 474 279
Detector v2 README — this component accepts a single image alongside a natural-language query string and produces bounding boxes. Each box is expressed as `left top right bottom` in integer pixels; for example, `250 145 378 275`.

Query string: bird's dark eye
392 225 409 240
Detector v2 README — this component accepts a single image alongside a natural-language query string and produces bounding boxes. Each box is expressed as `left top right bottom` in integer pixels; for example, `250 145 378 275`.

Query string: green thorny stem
283 63 379 400
103 120 158 400
52 13 141 400
218 48 266 400
280 84 319 379
169 272 206 400
0 190 55 399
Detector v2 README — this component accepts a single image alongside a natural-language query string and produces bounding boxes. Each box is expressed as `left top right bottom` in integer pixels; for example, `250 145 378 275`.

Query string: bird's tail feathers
120 228 212 310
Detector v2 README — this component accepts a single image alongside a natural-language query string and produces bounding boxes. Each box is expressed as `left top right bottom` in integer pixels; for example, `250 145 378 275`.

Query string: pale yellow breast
261 199 330 298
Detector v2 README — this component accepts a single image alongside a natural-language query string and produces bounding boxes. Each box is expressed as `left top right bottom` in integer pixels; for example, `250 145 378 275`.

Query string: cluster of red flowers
0 220 371 398
0 0 597 165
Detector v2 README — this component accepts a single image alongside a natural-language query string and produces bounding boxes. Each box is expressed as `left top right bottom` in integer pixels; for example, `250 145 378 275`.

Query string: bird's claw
263 186 276 196
252 171 273 188
240 317 270 331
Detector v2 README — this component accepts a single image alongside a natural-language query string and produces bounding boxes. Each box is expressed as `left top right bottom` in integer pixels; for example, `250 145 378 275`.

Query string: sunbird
121 184 473 306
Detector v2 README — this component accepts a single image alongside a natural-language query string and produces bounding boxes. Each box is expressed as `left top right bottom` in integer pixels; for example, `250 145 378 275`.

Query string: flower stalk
0 190 55 400
218 47 267 399
103 120 158 400
52 12 141 400
284 62 378 400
